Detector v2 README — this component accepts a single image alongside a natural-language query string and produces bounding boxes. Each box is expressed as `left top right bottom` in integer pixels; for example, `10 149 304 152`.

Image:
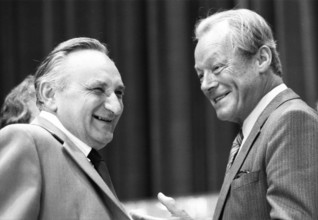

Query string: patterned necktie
88 149 117 196
226 130 244 172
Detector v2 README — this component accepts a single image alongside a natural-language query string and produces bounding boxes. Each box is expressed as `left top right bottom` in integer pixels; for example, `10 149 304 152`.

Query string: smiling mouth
93 115 112 123
214 92 230 103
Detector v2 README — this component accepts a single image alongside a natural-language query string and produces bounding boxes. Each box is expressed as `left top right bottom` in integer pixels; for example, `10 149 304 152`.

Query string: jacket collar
31 116 130 219
213 88 300 219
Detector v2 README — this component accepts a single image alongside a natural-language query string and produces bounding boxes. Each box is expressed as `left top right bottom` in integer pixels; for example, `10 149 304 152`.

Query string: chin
91 136 113 149
102 136 113 145
216 111 232 122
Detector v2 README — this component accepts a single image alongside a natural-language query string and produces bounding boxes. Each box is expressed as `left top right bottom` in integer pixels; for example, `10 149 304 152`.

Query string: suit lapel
31 116 129 219
213 89 300 219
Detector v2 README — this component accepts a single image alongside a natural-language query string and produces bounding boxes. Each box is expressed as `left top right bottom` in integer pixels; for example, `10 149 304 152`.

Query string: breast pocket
231 171 260 190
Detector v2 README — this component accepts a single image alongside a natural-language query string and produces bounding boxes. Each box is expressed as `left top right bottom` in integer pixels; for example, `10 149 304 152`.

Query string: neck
262 73 283 95
236 72 283 126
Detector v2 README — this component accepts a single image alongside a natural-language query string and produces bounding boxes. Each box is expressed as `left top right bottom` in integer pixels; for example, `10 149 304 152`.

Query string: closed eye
93 87 105 93
212 64 226 74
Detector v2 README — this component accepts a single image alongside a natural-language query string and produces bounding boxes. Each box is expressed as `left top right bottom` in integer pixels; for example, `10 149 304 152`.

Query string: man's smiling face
54 49 125 149
194 22 262 124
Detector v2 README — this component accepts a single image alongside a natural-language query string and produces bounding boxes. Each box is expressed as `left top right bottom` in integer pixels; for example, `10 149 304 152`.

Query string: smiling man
131 9 318 220
0 37 130 220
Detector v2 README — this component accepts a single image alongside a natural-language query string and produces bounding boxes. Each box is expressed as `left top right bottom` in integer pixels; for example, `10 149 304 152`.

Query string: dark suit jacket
0 116 131 220
213 89 318 219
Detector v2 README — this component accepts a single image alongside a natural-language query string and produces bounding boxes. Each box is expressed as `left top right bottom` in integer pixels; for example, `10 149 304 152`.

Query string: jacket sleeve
0 125 42 220
265 108 318 219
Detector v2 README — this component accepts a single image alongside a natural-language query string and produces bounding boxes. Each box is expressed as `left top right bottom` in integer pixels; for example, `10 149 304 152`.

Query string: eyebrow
86 80 125 91
117 84 126 92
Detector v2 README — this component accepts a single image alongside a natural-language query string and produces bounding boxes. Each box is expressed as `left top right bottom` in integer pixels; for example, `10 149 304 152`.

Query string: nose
104 93 123 116
201 71 218 94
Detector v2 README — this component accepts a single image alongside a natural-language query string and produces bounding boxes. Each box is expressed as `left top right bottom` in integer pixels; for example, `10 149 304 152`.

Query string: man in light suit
131 9 318 220
0 37 131 220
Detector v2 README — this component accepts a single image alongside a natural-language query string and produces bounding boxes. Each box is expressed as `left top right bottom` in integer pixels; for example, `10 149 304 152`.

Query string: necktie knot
226 130 244 172
88 149 103 167
87 149 117 195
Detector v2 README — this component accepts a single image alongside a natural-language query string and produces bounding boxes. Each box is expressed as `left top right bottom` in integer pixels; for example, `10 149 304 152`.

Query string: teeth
95 115 110 122
214 94 226 102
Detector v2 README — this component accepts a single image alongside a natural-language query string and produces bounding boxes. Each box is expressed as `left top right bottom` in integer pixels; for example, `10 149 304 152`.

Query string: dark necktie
88 149 117 196
226 130 244 172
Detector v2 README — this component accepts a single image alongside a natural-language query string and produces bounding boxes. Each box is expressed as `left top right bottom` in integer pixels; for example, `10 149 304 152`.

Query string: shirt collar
242 83 287 144
39 111 92 157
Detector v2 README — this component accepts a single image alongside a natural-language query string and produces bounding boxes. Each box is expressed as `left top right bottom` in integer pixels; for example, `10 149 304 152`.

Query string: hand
129 193 193 220
157 192 193 220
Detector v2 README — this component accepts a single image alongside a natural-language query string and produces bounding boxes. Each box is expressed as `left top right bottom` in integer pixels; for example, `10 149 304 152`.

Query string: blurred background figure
0 75 39 128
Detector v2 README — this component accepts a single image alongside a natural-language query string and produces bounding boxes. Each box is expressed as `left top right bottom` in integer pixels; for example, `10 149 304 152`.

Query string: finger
158 192 178 214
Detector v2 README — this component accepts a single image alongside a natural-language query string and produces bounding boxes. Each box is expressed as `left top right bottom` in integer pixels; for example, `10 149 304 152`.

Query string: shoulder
0 123 55 153
269 97 318 125
262 98 318 157
0 123 48 140
0 124 35 143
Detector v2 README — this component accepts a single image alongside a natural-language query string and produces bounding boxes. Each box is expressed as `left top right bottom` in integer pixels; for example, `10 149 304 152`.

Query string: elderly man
0 37 130 220
132 8 318 220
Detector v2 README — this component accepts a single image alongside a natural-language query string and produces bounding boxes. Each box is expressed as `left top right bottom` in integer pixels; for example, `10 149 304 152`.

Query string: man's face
194 22 263 124
54 50 124 149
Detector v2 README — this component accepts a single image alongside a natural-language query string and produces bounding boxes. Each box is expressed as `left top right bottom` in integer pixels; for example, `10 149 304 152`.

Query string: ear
38 82 58 112
256 45 272 73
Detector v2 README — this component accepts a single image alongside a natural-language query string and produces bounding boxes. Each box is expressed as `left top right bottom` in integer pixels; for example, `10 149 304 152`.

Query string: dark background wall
1 0 318 201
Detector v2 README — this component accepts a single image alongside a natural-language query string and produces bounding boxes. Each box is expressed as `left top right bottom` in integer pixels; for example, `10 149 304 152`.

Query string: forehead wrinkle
85 79 107 87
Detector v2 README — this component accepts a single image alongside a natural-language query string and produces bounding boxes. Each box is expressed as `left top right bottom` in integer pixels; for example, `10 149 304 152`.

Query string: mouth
213 92 230 104
93 115 113 123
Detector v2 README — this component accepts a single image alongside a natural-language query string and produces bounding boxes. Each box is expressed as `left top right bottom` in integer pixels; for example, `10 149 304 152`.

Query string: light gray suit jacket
0 116 131 220
213 89 318 219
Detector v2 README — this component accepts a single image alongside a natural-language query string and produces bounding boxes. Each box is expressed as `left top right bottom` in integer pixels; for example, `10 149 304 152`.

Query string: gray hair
34 37 109 109
0 75 36 128
195 9 282 76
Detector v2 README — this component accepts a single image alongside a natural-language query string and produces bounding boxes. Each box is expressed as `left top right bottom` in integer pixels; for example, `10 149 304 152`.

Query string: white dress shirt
40 111 92 157
239 83 288 152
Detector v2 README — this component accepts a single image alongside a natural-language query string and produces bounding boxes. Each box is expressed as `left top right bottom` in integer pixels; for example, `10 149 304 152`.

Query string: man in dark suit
0 37 131 220
131 9 318 220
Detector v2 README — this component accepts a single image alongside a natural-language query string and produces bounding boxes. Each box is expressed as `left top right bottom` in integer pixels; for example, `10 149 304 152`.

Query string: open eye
199 74 204 84
115 89 124 98
213 66 220 72
212 65 221 73
195 69 204 83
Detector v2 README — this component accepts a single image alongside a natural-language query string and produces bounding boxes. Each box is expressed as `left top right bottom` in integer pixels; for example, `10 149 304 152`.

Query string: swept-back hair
195 9 282 76
34 37 109 109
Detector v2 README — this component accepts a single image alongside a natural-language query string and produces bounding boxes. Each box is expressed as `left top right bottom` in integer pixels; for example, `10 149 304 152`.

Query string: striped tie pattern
226 130 244 172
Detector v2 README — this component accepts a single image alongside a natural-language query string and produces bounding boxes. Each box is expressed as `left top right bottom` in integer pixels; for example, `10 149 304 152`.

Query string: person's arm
0 125 41 219
265 108 318 219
